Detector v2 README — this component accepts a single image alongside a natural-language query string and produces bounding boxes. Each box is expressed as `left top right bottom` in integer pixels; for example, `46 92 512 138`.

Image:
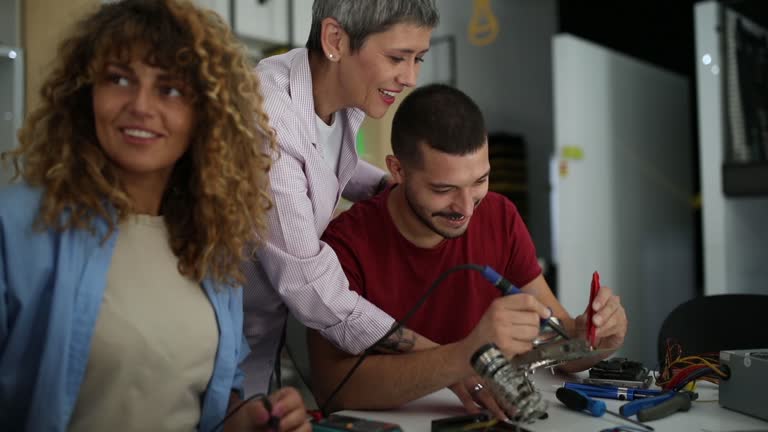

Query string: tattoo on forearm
376 326 416 353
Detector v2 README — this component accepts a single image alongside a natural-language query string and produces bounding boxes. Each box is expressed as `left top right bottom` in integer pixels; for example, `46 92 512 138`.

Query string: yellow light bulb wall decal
468 0 499 47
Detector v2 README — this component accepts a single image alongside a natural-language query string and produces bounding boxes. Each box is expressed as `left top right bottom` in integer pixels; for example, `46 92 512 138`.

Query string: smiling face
396 141 491 240
338 23 432 119
92 56 195 189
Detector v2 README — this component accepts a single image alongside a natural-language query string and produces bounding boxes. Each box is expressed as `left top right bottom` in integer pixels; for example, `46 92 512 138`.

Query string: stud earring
328 53 334 60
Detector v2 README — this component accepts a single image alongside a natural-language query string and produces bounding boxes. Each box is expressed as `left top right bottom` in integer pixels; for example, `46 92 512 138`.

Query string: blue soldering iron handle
563 382 625 400
481 265 555 320
481 266 521 295
619 393 675 417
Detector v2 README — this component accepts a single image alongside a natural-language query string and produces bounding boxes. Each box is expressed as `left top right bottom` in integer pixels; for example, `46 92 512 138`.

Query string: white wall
0 0 21 180
695 2 768 297
0 0 20 47
191 0 229 23
0 0 22 185
420 0 557 262
553 34 695 366
0 47 23 186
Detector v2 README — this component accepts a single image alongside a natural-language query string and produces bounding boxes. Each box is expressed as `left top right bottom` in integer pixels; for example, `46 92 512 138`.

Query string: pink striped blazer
241 48 395 392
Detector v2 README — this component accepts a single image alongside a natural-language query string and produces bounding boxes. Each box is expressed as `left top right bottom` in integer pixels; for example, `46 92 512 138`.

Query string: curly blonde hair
2 0 276 285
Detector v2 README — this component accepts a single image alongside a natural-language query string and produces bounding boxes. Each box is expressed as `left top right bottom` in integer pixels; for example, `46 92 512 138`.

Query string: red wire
664 364 708 391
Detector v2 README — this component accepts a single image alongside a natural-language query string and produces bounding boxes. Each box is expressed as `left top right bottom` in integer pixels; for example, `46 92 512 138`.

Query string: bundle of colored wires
655 340 729 391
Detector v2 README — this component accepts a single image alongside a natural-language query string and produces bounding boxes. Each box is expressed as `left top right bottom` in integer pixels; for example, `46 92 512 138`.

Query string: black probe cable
209 392 274 432
318 263 486 415
212 263 486 431
209 264 481 431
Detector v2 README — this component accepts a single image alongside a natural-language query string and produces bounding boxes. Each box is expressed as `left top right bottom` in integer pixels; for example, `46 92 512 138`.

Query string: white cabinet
234 0 290 44
233 0 313 47
553 34 695 366
101 0 230 27
291 0 313 47
0 46 24 186
192 0 230 24
0 0 20 46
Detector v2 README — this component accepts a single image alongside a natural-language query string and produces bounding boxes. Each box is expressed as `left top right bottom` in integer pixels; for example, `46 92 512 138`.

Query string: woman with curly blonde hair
0 0 309 431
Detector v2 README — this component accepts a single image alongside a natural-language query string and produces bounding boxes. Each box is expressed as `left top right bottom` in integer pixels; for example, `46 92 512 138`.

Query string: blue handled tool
556 387 654 431
619 393 676 417
564 382 663 401
481 266 571 340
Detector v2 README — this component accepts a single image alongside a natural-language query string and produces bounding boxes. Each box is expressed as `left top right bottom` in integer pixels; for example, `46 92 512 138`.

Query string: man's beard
403 184 468 240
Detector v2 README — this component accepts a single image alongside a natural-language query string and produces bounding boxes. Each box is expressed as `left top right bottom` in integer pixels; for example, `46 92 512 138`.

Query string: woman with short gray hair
305 0 440 55
241 0 438 391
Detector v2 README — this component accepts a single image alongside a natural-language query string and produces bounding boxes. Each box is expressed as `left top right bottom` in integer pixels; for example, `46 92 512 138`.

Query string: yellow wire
656 342 728 388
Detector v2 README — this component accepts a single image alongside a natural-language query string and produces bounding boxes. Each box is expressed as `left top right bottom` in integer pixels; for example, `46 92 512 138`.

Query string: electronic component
581 376 653 389
719 349 768 421
430 412 533 431
471 344 548 423
510 338 597 370
590 358 648 381
585 357 651 389
312 415 402 432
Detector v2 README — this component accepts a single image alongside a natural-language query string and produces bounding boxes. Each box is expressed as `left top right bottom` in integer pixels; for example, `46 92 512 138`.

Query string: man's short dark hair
391 84 486 167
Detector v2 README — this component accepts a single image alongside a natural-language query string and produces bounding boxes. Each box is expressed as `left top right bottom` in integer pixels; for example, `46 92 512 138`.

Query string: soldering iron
480 266 571 340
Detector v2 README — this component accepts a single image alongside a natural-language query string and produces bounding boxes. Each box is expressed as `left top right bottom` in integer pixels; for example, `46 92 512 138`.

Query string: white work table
339 370 768 431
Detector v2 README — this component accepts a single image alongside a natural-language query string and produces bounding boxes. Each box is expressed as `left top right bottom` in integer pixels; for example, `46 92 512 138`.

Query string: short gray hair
306 0 439 53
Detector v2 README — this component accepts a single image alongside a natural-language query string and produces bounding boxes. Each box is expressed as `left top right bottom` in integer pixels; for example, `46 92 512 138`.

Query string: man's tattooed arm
375 325 418 353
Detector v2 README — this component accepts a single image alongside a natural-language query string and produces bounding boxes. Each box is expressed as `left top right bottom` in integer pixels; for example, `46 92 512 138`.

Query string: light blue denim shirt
0 183 249 431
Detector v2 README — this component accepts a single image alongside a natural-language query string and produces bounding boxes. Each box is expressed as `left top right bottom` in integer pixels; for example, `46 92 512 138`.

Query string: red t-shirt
321 188 542 345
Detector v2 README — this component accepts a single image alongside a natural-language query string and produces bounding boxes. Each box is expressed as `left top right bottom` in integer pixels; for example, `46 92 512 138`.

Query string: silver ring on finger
471 382 484 395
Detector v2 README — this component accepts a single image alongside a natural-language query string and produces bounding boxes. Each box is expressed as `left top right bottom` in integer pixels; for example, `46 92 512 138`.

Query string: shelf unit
488 133 529 221
722 162 768 196
719 1 768 198
695 2 768 297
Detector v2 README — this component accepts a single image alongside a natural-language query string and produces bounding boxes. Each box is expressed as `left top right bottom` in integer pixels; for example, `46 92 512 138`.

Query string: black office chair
657 294 768 368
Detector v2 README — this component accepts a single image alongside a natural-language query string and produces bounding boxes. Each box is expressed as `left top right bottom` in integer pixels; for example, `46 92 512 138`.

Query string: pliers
620 391 697 421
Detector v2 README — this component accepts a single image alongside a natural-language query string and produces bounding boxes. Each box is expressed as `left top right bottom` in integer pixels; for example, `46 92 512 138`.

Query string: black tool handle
637 393 691 422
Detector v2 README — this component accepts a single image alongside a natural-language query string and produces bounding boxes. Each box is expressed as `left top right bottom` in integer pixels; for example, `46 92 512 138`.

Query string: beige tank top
69 215 218 432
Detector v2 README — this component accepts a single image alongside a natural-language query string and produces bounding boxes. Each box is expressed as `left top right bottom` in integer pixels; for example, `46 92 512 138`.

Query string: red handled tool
586 271 600 347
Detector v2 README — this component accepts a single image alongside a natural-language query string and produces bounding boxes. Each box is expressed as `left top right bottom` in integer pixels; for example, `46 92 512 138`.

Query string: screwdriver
480 266 571 340
556 387 654 431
